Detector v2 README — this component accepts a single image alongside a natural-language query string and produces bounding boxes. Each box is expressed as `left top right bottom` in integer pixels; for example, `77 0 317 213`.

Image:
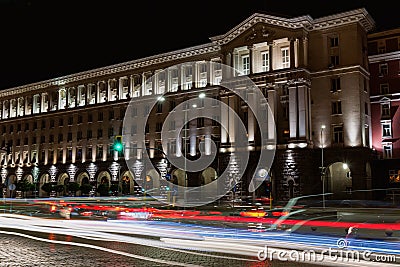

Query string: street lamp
158 92 206 205
321 125 326 209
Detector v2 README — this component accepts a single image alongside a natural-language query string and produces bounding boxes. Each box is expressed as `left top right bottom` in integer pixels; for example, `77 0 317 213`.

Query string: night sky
0 0 397 90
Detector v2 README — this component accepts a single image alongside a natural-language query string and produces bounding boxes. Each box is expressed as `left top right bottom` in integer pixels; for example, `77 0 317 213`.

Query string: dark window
109 110 114 120
87 130 92 139
330 55 339 66
40 136 45 143
25 123 29 131
77 131 82 140
97 129 103 138
88 113 93 122
156 122 162 132
59 118 64 126
41 120 46 129
98 112 103 121
49 134 54 143
78 115 83 124
67 132 72 141
157 103 163 113
17 124 21 132
33 121 37 130
68 116 73 125
50 119 54 128
108 127 114 137
197 117 205 128
330 36 339 47
58 134 63 142
331 78 341 92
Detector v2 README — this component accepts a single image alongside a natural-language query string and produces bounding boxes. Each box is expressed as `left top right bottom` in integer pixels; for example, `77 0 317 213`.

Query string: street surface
0 212 399 267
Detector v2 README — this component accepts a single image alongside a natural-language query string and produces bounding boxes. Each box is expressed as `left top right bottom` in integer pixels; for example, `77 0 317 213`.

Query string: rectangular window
156 122 163 132
169 120 175 131
78 115 83 124
87 147 92 160
41 120 46 129
68 116 73 125
98 112 103 121
58 149 63 161
108 127 114 137
330 36 339 47
197 117 205 128
333 125 344 143
157 103 163 113
88 113 93 122
383 143 393 159
87 130 92 139
76 147 82 160
77 131 82 140
261 51 269 72
59 118 63 126
331 101 342 115
67 132 72 141
212 115 219 126
381 103 390 117
169 140 176 156
281 47 289 68
50 119 54 128
379 64 388 76
49 134 54 143
97 129 103 138
25 123 29 131
132 107 137 117
242 55 250 75
380 84 389 95
331 77 341 92
169 101 176 112
330 55 339 66
109 110 114 120
382 122 392 137
97 146 103 159
131 125 137 135
58 133 63 142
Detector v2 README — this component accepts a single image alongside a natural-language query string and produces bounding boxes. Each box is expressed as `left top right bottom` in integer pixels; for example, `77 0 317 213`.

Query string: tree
54 184 65 196
110 183 120 196
97 183 109 196
16 178 35 198
41 182 53 196
67 182 80 196
80 183 92 196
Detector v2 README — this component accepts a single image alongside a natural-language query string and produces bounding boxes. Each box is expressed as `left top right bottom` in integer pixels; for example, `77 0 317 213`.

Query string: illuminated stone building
0 8 377 202
368 28 400 199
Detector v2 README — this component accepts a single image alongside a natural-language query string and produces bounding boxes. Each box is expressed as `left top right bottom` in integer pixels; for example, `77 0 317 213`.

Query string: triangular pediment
209 12 313 47
209 8 374 47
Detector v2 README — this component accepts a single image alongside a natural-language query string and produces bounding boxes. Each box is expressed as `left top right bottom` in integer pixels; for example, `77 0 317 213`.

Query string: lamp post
321 125 326 209
158 92 206 205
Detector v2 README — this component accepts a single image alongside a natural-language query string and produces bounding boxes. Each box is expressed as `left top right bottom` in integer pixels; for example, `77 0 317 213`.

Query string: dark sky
0 0 397 90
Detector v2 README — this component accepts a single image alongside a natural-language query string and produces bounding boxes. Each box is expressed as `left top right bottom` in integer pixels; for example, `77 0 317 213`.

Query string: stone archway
75 172 90 196
325 162 352 199
97 171 111 196
5 174 17 198
145 169 160 196
199 167 218 202
39 173 50 197
171 169 186 187
57 173 69 197
119 170 134 195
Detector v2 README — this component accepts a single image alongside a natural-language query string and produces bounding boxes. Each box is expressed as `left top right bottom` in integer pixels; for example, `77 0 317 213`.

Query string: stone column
268 42 274 71
289 38 295 68
248 45 254 75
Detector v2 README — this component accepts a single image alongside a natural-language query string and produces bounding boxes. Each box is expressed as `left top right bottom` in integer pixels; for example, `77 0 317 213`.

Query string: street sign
8 184 16 191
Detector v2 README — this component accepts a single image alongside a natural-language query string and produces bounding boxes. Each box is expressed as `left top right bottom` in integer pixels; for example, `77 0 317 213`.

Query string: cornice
0 43 220 98
368 51 400 63
210 8 375 46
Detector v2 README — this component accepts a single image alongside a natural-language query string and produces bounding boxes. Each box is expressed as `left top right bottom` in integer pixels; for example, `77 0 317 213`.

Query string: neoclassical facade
0 8 376 202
